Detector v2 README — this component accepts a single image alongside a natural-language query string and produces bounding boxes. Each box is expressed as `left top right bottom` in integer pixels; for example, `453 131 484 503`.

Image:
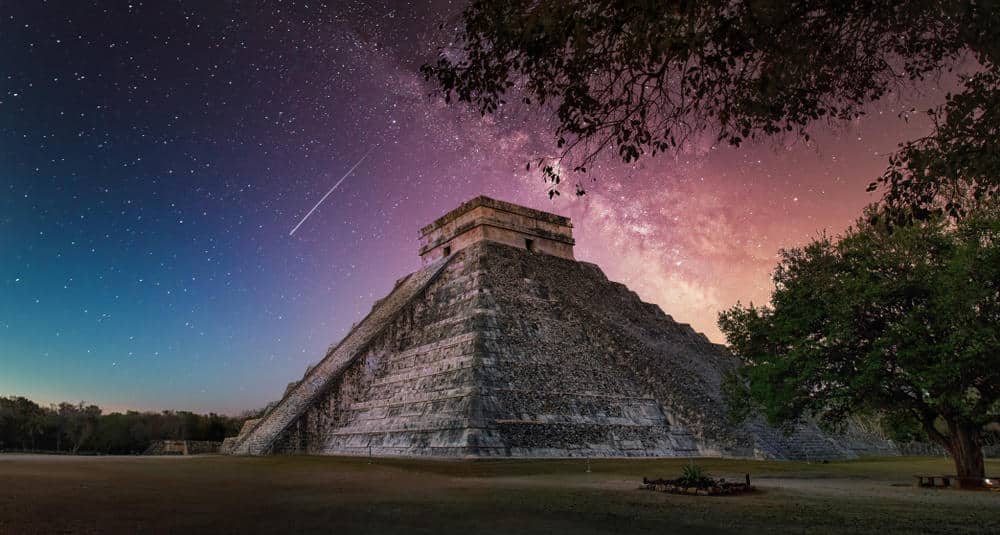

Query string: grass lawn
0 454 997 534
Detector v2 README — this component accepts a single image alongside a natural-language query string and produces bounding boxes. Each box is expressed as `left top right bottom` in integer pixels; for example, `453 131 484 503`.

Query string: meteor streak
288 146 376 236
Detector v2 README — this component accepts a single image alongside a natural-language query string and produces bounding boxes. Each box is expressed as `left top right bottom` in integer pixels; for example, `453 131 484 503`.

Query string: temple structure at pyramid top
419 196 575 264
222 195 895 459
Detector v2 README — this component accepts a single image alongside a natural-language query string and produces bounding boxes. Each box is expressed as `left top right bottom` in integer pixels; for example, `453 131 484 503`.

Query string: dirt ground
0 454 997 534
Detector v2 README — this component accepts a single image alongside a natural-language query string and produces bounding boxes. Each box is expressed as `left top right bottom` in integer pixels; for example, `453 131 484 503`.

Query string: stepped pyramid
223 196 879 459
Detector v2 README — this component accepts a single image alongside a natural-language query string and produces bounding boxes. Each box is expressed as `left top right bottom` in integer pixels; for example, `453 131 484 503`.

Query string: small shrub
677 463 714 488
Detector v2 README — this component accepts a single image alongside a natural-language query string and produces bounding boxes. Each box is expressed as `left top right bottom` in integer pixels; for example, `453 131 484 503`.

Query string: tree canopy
0 396 246 454
718 205 1000 484
423 0 999 208
873 68 1000 221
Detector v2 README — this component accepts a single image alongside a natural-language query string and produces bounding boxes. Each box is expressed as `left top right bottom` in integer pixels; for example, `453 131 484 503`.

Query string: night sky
1 1 953 414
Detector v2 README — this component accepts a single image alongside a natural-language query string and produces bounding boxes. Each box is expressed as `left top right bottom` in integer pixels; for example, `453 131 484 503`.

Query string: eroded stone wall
418 196 575 264
257 241 885 459
274 243 709 457
275 251 489 456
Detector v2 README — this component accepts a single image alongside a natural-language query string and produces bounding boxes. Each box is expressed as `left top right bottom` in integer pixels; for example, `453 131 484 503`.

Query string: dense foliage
873 68 1000 221
423 0 999 206
718 206 1000 484
0 396 246 454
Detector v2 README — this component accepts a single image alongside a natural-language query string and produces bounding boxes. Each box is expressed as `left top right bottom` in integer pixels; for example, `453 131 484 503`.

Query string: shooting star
288 146 377 236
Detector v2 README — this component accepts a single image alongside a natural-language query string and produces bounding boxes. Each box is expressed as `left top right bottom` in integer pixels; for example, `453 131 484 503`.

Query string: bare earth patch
0 455 997 534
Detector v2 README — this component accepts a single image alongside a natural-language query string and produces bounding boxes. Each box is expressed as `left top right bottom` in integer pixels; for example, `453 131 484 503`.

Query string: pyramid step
228 256 453 455
224 221 889 459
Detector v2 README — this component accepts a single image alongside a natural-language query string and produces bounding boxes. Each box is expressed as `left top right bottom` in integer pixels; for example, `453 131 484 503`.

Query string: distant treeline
0 396 249 454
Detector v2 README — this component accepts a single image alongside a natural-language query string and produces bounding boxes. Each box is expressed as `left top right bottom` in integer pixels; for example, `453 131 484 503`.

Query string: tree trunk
945 420 985 488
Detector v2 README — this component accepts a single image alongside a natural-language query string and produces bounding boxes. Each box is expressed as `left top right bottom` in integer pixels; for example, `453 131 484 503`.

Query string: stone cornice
420 195 572 236
419 216 576 255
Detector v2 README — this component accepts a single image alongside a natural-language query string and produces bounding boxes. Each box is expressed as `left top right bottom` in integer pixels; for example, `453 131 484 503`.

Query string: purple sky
0 1 956 413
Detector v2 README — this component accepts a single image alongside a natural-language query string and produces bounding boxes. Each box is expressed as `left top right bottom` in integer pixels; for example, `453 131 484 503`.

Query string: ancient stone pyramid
223 196 885 459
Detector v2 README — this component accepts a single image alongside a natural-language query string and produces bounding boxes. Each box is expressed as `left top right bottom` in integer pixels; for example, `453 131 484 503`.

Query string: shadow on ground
1 455 997 534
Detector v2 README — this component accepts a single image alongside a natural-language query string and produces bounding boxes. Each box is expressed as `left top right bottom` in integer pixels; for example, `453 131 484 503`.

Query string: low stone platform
642 476 754 496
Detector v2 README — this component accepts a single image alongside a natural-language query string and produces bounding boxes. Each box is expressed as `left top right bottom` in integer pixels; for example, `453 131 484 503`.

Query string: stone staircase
745 419 854 460
227 256 453 455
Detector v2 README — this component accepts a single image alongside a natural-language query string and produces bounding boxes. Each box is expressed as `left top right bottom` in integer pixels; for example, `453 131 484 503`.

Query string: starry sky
1 1 955 414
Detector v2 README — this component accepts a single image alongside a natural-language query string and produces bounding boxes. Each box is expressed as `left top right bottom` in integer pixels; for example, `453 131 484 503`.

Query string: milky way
0 1 956 413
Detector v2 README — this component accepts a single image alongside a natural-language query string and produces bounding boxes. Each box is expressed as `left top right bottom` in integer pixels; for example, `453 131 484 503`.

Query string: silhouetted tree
423 0 999 209
0 397 45 450
65 403 102 454
872 68 1000 221
0 397 245 454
